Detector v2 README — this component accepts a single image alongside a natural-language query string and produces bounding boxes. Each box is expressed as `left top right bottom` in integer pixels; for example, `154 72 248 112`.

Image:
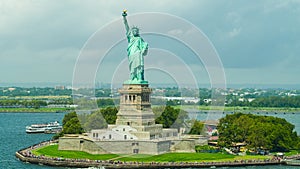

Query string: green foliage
164 87 181 97
84 111 107 131
199 88 211 100
189 120 205 135
2 87 300 108
166 100 181 106
100 106 118 124
0 87 72 97
52 132 64 140
0 107 70 112
250 96 300 108
78 106 118 132
62 112 84 134
75 98 118 110
62 112 77 126
195 145 219 153
227 96 300 108
284 150 300 156
74 98 97 110
217 113 300 152
152 106 165 118
97 99 115 107
0 99 47 108
154 106 189 129
95 89 112 97
48 98 73 105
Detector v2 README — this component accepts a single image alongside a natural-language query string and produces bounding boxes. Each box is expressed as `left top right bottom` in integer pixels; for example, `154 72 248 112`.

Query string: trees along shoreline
55 106 300 153
217 113 300 153
1 97 300 113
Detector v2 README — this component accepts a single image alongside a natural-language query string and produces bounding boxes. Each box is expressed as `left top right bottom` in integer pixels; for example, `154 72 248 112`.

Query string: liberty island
10 112 299 168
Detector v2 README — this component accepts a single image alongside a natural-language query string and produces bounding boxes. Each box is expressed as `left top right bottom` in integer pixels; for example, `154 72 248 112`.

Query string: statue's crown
132 26 139 30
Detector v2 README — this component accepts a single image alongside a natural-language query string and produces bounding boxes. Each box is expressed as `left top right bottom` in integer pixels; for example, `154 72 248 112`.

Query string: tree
155 106 189 129
152 106 166 118
62 112 84 134
97 99 115 107
100 106 118 124
78 106 118 131
62 112 77 126
84 111 107 131
172 109 189 129
247 122 269 151
234 114 254 142
226 95 300 108
218 114 241 147
189 120 205 135
217 113 300 152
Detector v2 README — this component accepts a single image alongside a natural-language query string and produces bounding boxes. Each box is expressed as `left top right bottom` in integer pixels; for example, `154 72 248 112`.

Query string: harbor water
0 112 299 169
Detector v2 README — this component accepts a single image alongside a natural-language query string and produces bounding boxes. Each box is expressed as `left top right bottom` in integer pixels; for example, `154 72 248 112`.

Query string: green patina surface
122 10 148 84
123 79 148 85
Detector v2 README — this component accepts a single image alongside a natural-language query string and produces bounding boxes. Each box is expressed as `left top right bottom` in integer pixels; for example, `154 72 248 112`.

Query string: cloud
0 0 300 85
228 27 241 37
167 29 184 36
193 1 300 71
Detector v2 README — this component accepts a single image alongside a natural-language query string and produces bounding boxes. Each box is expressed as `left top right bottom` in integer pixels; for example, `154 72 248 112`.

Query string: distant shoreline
1 106 300 113
196 105 300 112
0 108 71 113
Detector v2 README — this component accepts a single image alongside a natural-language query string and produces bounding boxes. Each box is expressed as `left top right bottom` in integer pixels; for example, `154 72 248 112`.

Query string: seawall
16 140 286 169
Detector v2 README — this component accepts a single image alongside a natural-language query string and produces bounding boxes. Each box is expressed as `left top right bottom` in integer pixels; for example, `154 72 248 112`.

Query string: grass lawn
118 153 235 162
280 150 300 156
33 144 271 162
33 144 118 160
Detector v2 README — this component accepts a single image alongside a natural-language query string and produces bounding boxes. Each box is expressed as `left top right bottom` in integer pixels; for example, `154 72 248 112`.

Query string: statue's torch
122 9 127 17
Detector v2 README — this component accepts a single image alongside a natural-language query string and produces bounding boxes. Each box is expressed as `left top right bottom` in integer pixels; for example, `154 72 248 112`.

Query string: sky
1 0 300 88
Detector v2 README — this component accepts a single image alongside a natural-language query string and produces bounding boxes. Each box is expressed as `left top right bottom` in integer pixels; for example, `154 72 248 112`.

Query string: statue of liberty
122 10 148 84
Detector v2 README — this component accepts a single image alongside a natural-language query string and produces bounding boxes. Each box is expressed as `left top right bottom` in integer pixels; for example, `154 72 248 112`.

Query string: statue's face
132 28 139 36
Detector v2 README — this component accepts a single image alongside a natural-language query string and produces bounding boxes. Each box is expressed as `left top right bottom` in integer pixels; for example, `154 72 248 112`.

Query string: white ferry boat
26 121 62 134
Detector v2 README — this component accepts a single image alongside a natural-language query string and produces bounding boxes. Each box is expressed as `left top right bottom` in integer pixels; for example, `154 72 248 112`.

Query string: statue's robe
126 31 148 80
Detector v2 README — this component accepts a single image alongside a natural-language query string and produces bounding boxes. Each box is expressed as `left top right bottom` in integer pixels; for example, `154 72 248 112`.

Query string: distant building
55 85 65 90
203 98 212 104
151 96 200 103
8 87 16 91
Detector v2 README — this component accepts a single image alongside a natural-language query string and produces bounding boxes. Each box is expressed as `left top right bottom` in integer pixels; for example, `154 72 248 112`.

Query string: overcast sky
1 0 300 87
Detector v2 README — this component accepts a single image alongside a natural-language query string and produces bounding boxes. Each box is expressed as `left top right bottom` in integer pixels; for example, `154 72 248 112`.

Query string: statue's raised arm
122 10 129 34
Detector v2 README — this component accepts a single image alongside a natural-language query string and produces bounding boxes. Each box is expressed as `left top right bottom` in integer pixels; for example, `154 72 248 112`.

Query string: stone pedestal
115 83 163 139
116 84 155 126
